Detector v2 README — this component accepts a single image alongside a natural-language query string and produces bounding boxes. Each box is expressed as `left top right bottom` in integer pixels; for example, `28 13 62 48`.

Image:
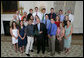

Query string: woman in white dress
10 21 19 53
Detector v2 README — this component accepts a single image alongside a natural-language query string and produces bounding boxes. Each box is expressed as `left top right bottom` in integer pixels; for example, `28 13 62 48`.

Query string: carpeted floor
1 35 83 57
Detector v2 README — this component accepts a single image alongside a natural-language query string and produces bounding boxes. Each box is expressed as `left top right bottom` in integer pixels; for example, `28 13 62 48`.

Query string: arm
10 28 16 38
22 33 26 40
17 29 23 40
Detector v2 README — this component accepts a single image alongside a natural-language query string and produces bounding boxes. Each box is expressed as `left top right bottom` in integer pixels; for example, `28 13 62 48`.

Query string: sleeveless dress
12 29 18 44
18 26 27 47
64 25 72 48
57 28 61 39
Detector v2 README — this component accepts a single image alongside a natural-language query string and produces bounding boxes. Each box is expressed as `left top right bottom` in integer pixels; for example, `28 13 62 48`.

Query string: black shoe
58 51 61 54
26 54 30 56
37 51 39 54
42 52 45 54
31 50 33 52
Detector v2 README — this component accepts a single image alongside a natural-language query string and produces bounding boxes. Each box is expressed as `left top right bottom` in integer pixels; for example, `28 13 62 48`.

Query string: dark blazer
48 13 56 20
34 23 47 37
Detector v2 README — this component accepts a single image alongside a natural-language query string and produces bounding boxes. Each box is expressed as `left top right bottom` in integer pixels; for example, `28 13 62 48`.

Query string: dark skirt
55 37 64 52
18 36 27 47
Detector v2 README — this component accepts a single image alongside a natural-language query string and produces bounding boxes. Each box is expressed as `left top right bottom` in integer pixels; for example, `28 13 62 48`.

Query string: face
20 21 23 26
42 10 46 13
51 9 54 13
51 19 54 23
67 21 70 26
67 10 71 14
28 20 32 24
35 8 38 12
56 16 59 21
65 16 69 20
59 11 62 14
45 15 48 19
35 15 38 19
24 18 26 21
30 16 33 19
29 10 33 13
13 22 16 27
36 18 40 24
24 12 27 16
16 11 19 15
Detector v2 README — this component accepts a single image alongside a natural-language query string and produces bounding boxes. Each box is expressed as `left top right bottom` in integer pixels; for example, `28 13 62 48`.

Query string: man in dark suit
34 17 47 54
48 8 56 20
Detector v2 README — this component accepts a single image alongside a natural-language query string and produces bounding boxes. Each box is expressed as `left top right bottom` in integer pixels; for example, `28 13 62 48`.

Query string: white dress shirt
69 13 74 23
41 13 46 23
33 12 42 21
16 14 22 20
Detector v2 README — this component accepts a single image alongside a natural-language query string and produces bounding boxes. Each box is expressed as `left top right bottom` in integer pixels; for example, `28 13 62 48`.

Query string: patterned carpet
1 35 83 57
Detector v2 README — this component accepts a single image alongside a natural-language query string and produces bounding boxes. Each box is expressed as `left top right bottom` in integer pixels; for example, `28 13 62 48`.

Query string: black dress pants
37 36 45 53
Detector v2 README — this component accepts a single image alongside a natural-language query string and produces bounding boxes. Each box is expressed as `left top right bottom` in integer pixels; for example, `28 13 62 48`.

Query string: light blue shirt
59 14 64 22
48 23 57 36
43 19 50 29
37 23 40 31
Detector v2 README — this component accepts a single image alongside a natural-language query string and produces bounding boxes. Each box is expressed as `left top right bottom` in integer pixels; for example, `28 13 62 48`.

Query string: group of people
10 7 73 56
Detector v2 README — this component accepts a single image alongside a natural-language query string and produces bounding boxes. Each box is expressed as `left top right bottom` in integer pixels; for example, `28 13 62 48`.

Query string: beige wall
1 1 83 34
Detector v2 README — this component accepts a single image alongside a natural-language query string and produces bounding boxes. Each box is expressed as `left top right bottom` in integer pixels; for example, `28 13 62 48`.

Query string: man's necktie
38 24 40 32
45 20 47 27
50 14 52 19
42 14 44 21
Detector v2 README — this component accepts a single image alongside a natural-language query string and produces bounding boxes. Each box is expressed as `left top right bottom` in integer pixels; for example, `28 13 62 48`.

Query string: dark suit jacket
48 13 56 20
34 23 47 37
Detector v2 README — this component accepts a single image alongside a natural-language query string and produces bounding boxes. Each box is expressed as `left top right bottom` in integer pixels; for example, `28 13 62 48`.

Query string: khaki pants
25 36 34 54
48 35 56 55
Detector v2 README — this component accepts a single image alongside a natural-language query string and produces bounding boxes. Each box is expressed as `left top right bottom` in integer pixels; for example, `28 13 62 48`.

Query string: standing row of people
10 7 73 56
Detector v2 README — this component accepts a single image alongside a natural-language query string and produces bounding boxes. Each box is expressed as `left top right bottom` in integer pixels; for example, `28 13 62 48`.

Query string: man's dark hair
29 9 33 11
59 9 63 12
42 8 46 10
35 7 38 9
45 14 49 16
50 8 54 10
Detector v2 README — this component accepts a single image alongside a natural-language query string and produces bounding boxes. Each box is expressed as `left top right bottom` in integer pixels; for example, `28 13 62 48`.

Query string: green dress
64 25 72 48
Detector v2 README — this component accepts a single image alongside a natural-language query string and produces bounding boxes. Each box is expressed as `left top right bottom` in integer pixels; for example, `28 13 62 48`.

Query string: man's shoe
37 51 39 54
26 54 30 56
42 52 45 54
31 50 33 52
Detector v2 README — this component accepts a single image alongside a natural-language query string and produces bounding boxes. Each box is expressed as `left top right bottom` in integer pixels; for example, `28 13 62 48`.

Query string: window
2 1 18 14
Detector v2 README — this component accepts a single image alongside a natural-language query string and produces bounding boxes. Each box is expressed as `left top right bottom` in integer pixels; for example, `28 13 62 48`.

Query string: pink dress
57 28 61 40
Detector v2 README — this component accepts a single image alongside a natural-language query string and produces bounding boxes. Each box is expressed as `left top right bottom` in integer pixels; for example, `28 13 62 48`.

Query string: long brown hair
11 21 17 29
56 15 60 21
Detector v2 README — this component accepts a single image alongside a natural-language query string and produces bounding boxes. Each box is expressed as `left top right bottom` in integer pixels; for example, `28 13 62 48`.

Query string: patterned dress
64 25 72 48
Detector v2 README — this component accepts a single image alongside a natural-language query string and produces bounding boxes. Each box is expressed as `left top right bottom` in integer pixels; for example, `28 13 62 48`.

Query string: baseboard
72 33 83 35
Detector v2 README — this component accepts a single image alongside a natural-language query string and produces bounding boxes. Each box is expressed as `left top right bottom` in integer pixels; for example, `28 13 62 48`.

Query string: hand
39 31 43 34
64 36 67 39
16 37 18 39
22 37 24 40
48 35 51 38
59 38 62 41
